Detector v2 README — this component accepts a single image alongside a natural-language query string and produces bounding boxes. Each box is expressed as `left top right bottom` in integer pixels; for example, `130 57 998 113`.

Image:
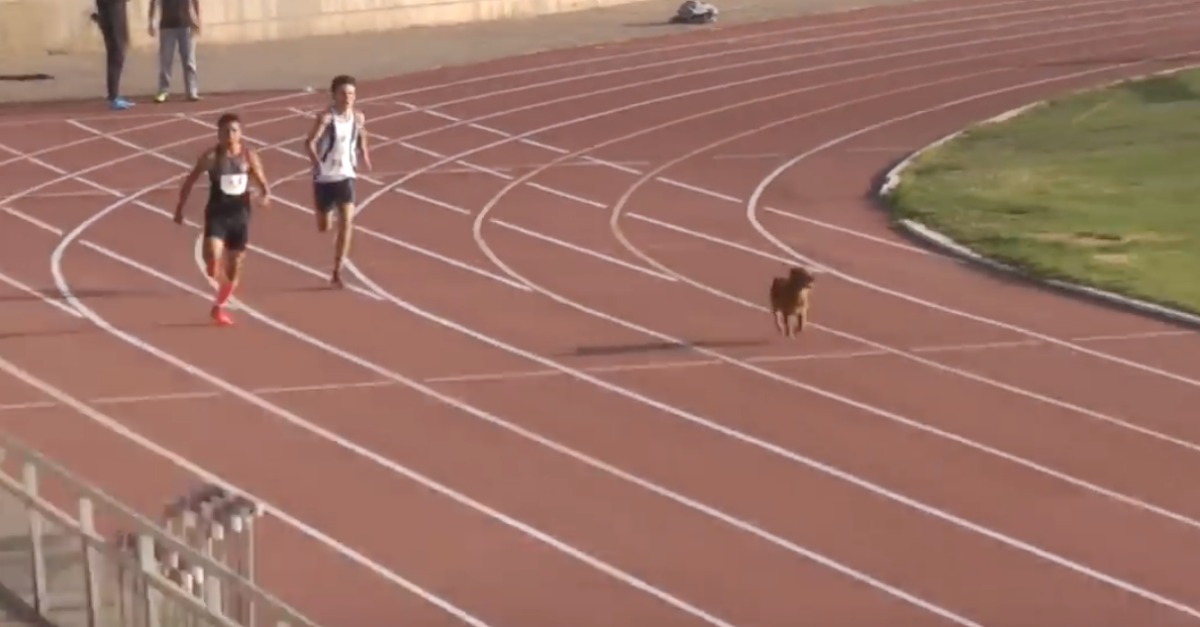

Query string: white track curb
875 62 1200 329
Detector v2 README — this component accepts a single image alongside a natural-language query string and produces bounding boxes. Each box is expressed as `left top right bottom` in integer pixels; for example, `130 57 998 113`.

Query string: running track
2 0 1200 624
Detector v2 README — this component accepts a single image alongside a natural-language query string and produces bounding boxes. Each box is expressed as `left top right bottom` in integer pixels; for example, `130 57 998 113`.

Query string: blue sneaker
108 97 134 110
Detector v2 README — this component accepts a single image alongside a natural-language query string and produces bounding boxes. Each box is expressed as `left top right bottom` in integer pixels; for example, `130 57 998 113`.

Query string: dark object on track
0 74 53 81
670 0 718 23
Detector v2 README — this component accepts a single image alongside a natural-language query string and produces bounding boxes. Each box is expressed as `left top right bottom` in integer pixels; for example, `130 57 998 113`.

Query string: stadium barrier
0 432 321 627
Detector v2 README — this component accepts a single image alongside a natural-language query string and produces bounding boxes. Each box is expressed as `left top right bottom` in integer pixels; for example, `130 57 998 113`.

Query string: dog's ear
796 268 816 286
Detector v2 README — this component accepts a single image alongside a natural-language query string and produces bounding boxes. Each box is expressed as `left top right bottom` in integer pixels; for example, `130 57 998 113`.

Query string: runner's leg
201 216 225 280
210 217 247 326
313 182 334 232
217 250 244 306
330 179 355 286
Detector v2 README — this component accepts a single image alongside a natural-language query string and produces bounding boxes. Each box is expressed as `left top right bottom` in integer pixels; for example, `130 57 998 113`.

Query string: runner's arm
356 112 372 171
304 111 331 168
175 148 212 222
247 149 272 205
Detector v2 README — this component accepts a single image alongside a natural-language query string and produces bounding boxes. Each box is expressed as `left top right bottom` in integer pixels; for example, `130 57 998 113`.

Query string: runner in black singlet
173 112 271 326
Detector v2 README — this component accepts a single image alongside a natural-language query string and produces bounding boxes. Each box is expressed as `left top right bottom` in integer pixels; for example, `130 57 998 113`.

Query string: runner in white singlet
305 74 372 288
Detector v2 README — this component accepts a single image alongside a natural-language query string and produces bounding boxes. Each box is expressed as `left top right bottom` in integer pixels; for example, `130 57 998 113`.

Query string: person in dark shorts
92 0 134 110
304 74 372 288
173 113 271 326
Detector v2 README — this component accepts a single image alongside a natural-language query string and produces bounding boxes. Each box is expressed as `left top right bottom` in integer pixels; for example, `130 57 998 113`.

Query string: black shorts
203 206 250 252
313 178 355 214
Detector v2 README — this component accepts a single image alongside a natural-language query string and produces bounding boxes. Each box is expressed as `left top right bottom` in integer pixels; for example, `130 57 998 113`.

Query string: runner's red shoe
211 305 234 326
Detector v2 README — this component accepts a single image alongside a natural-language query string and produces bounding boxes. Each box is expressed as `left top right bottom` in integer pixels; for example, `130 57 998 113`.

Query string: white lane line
0 268 83 318
1 328 1186 409
424 329 1195 383
0 380 400 413
450 13 1200 620
247 0 1113 194
71 119 530 296
746 61 1200 390
7 124 974 627
0 3 1141 622
358 126 675 280
29 130 745 625
0 91 315 165
182 115 673 283
0 349 494 627
0 0 1060 130
0 157 494 626
393 17 1200 465
351 0 1170 216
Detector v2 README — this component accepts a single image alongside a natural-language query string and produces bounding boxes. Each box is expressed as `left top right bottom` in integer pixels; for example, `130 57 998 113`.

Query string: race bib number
219 173 248 195
320 134 355 175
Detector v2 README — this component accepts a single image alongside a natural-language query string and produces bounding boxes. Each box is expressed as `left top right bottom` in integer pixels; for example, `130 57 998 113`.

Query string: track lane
0 97 1094 627
352 0 1200 482
379 0 1200 454
36 178 987 627
427 363 1197 626
0 398 438 627
12 206 757 627
388 3 1200 622
343 3 1181 350
0 213 498 626
7 1 1200 624
114 115 1200 619
428 0 1188 166
30 119 993 619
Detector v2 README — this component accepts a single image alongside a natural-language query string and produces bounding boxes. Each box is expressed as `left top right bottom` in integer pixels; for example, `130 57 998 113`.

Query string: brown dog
770 266 816 338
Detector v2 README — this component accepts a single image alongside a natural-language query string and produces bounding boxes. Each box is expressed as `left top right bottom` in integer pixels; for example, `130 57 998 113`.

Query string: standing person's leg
178 26 200 100
155 27 179 102
109 0 131 105
97 2 132 109
95 5 118 100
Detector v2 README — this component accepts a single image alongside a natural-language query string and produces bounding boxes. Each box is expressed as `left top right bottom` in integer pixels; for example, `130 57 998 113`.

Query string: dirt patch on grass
1030 231 1182 247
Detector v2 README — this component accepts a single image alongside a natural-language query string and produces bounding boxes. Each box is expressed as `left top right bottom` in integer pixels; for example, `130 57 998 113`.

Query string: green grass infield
886 69 1200 315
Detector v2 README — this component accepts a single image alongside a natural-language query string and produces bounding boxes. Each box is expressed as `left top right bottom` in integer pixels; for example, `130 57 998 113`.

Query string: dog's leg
773 311 787 336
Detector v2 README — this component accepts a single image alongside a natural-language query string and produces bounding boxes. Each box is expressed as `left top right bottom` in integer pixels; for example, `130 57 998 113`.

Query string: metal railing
0 432 324 627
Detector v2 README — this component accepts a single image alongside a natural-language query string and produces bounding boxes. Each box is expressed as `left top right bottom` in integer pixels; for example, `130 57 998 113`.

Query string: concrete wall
0 0 646 58
0 0 101 57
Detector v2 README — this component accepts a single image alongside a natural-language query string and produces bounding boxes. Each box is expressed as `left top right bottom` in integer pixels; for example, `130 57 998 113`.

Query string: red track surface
4 0 1200 624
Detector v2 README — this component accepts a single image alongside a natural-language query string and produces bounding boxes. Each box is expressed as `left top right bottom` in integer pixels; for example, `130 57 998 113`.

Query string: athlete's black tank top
206 146 251 217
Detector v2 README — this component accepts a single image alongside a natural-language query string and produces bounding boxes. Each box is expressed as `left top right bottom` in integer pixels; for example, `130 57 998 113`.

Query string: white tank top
313 109 359 183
